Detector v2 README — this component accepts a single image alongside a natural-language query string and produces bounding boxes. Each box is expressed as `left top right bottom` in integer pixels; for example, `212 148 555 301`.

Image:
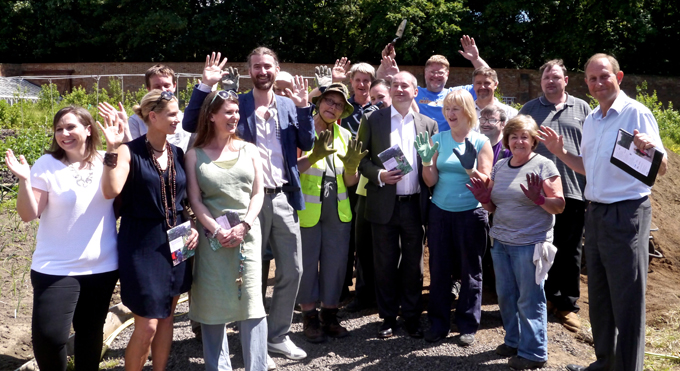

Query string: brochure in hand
378 144 413 175
168 221 194 266
610 128 664 187
205 210 242 251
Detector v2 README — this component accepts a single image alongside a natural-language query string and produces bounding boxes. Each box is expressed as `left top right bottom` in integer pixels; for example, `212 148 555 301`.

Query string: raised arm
98 108 132 199
520 173 565 214
538 127 586 175
285 76 315 151
4 150 48 222
458 35 489 69
376 43 400 80
183 52 229 133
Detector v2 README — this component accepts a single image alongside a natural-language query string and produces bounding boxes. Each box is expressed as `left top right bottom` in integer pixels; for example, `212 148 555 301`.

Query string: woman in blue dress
98 90 198 371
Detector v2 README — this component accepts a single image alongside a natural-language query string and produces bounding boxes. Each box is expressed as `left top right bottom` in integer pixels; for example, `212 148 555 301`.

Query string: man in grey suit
357 71 438 339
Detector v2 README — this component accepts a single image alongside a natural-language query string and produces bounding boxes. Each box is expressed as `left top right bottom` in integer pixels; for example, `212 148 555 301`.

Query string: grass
0 209 37 317
645 306 680 370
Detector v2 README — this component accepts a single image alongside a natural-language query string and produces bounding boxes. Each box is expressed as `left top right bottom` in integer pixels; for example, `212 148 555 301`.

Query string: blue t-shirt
431 130 488 212
416 85 476 132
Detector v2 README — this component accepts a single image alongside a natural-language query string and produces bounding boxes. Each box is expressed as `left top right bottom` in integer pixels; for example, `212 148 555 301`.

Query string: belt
264 187 283 194
396 194 417 202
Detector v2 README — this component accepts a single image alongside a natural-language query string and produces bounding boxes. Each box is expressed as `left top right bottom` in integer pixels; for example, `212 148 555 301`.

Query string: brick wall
4 62 680 107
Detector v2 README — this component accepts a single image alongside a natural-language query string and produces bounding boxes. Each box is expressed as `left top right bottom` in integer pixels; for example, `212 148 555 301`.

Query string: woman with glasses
296 83 364 343
467 115 564 370
5 106 118 371
99 89 198 371
416 89 493 345
184 88 269 371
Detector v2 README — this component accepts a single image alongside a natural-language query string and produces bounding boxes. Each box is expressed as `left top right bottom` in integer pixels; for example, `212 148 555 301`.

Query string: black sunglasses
150 91 175 111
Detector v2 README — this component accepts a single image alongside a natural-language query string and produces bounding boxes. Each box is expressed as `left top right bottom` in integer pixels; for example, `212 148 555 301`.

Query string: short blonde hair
442 90 477 129
502 114 540 151
349 63 375 80
425 55 450 69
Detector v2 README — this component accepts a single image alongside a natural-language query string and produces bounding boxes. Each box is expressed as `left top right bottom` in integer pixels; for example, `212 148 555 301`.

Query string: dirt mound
645 150 680 324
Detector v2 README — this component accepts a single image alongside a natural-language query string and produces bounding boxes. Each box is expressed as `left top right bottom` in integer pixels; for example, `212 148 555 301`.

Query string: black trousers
31 270 118 371
585 197 650 371
354 195 376 304
544 197 586 313
372 196 424 320
342 184 359 296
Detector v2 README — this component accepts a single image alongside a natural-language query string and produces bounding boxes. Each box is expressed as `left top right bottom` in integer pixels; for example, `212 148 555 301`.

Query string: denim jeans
491 240 548 362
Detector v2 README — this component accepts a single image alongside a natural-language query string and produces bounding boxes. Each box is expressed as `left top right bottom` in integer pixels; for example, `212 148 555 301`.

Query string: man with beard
183 49 315 361
473 67 518 126
519 59 591 333
376 35 488 131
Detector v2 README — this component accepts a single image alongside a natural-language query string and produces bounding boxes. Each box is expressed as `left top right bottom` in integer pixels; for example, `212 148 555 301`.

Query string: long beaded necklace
145 139 177 229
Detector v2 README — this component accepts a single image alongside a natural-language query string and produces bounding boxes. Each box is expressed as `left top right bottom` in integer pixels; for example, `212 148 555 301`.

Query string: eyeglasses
322 97 345 110
479 117 501 124
210 90 239 106
150 91 175 111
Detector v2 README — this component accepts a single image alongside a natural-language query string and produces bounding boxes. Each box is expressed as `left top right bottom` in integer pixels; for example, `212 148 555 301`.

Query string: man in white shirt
357 71 438 339
128 64 192 152
539 53 667 371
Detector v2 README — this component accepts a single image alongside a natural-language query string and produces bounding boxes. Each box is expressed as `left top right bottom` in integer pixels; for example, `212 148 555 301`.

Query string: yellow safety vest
298 126 352 227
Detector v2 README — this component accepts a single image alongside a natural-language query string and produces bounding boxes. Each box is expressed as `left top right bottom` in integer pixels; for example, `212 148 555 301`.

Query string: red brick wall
4 62 680 108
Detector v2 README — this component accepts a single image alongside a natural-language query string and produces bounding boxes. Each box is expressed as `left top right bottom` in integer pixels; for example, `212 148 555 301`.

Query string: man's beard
253 76 274 91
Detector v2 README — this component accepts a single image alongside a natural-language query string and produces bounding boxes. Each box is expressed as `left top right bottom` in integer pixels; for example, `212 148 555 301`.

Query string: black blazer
357 107 438 225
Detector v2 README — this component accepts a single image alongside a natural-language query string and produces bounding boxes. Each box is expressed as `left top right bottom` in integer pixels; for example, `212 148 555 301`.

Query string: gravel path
101 292 594 370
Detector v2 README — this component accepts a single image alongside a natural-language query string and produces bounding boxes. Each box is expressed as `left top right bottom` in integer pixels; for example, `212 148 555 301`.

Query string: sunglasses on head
150 91 175 111
210 90 239 106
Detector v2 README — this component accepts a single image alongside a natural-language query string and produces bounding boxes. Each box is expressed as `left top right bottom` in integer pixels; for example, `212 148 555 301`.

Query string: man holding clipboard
538 53 667 371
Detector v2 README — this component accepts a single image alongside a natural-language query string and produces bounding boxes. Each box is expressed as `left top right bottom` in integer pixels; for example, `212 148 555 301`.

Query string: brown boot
557 310 581 332
302 309 326 343
320 308 349 338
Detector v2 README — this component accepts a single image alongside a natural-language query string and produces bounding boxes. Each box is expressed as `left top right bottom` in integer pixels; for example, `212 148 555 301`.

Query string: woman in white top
4 106 119 371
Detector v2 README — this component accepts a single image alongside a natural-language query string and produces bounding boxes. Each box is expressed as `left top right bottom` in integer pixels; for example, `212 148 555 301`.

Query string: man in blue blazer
183 49 315 361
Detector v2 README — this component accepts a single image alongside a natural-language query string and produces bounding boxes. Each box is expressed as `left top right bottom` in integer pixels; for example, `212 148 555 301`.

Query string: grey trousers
297 180 351 306
259 192 303 343
585 197 650 371
201 317 267 371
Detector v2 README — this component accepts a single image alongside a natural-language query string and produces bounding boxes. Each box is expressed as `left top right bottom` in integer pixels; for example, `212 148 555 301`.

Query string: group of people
4 34 667 371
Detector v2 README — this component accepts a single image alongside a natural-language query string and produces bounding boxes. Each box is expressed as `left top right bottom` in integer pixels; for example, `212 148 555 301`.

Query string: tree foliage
0 0 677 75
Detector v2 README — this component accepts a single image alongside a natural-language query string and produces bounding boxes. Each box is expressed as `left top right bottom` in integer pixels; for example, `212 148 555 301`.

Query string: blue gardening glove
414 132 439 166
221 67 240 92
452 138 477 170
363 101 384 114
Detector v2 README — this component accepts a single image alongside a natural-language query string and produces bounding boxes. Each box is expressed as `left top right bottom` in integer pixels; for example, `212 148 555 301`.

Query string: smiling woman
4 106 119 371
98 89 198 371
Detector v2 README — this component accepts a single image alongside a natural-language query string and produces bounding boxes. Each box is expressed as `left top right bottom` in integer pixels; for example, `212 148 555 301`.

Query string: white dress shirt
581 92 664 204
387 106 420 195
254 98 288 188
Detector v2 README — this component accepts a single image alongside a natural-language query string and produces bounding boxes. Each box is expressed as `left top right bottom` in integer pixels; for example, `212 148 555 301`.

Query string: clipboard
609 129 664 187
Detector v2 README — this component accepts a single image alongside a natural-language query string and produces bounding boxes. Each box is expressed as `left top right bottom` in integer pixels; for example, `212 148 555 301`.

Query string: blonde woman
98 90 198 371
416 89 493 345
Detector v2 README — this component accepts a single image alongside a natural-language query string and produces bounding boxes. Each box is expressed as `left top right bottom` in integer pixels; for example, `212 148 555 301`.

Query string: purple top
491 141 512 165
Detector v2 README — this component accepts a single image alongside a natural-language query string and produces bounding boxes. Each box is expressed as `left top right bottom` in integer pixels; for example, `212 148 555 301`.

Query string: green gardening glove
414 132 439 166
308 130 337 164
338 139 368 174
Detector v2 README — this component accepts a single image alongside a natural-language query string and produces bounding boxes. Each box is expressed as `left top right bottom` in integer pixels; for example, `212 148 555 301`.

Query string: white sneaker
267 335 307 360
266 354 277 370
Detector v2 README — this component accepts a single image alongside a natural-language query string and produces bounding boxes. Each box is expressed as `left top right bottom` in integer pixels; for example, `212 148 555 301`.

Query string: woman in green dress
185 90 267 371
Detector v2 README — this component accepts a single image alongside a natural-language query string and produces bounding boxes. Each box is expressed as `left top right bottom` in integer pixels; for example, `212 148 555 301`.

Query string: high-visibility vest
297 126 353 228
